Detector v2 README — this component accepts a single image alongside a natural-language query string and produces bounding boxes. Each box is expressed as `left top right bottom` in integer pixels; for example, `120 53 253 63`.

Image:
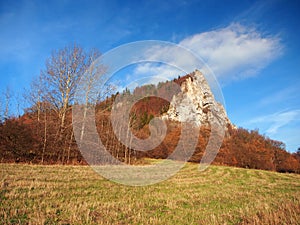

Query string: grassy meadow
1 160 300 224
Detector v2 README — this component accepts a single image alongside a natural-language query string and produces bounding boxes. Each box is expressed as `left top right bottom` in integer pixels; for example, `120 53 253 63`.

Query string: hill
0 70 299 173
0 161 299 224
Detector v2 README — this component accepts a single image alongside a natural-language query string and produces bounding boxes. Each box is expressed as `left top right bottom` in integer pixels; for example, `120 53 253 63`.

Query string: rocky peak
162 70 231 128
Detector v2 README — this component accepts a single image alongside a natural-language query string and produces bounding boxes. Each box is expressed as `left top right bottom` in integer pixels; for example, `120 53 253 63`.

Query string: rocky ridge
162 69 231 128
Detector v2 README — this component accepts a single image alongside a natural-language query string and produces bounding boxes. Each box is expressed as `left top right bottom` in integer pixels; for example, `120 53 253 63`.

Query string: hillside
1 161 299 224
0 70 299 173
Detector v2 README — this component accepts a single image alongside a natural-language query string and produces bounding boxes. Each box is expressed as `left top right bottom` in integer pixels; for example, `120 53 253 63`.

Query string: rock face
162 70 231 128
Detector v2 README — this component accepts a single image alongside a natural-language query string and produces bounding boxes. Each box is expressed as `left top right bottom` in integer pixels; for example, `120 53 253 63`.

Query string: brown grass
0 161 299 224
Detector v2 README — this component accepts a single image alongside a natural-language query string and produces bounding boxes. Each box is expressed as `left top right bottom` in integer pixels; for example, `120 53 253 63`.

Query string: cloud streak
258 85 299 107
246 109 300 135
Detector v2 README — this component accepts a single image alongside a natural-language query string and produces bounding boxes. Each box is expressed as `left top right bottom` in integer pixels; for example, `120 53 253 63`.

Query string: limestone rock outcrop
162 70 231 128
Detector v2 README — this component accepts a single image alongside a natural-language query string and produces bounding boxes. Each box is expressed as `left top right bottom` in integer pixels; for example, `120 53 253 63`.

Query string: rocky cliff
162 69 231 128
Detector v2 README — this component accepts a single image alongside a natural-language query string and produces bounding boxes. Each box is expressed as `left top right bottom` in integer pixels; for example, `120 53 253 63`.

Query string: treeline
0 44 299 173
1 106 299 173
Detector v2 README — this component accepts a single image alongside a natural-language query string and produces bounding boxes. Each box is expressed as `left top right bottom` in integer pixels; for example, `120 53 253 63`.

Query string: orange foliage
0 76 299 173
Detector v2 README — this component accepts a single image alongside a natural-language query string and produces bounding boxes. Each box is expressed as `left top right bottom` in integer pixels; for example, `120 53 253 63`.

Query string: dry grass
0 160 299 224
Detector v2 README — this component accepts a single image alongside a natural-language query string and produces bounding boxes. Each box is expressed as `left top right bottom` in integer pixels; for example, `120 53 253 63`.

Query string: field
1 160 300 225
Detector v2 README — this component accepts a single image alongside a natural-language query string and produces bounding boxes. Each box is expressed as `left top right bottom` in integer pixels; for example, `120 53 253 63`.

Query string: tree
41 44 89 135
38 44 115 164
24 77 52 163
76 48 105 143
21 44 108 163
24 76 44 122
3 87 12 120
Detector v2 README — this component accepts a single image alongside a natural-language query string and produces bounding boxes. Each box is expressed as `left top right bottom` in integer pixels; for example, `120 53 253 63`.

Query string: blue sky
0 0 299 152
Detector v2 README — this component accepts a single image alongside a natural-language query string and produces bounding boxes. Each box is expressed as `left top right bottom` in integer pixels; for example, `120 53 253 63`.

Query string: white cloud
127 23 283 85
246 109 300 135
132 63 184 81
118 63 183 92
179 23 283 80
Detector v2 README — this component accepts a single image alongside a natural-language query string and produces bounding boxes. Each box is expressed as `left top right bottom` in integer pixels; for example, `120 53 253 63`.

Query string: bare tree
41 105 47 163
38 44 115 164
77 49 104 143
74 48 117 157
23 44 116 164
24 76 49 163
40 44 89 136
4 87 12 120
24 76 45 122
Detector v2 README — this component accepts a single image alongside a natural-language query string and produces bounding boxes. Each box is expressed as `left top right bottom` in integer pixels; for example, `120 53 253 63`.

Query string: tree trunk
41 110 47 164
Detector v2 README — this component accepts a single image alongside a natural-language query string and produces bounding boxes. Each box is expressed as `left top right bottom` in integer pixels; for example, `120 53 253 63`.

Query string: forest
0 44 299 173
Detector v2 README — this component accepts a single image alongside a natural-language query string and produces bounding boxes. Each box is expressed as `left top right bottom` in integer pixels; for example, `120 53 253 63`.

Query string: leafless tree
40 44 89 136
24 76 49 163
24 76 44 122
76 48 105 143
22 44 118 164
38 44 116 163
4 87 12 120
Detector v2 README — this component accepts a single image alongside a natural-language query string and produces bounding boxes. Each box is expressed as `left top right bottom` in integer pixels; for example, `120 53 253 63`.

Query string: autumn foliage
0 71 299 173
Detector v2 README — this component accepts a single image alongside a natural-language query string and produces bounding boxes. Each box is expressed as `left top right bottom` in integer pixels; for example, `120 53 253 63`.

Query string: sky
0 0 299 152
